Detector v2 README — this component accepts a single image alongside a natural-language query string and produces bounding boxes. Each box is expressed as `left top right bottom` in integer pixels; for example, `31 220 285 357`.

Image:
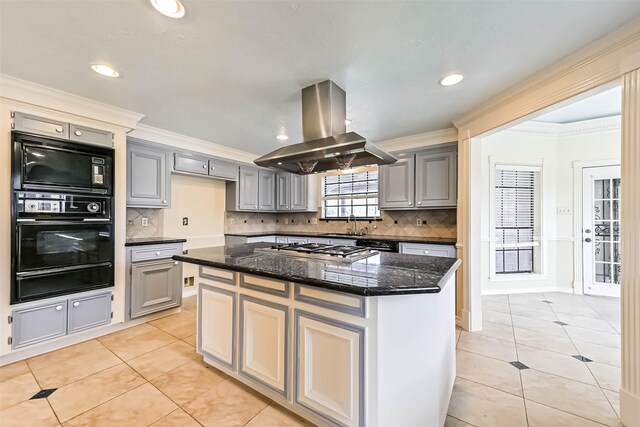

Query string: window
322 169 380 219
494 166 541 274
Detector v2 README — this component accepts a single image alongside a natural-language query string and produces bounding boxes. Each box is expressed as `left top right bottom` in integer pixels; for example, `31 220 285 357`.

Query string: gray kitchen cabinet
290 174 307 211
415 149 457 208
258 170 276 211
238 166 260 210
10 300 68 349
127 140 171 208
11 111 69 139
130 259 182 319
67 292 112 334
379 145 457 209
379 155 415 209
69 124 114 148
399 243 456 258
208 159 237 180
276 173 291 211
174 152 209 175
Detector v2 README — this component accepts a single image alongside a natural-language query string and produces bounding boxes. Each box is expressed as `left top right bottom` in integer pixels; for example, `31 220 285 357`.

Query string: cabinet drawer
131 244 183 262
294 285 366 318
275 236 288 244
200 266 236 285
174 153 209 175
246 236 276 243
68 292 112 333
240 274 289 297
328 238 357 246
287 237 308 244
307 237 330 244
69 124 114 148
399 243 456 258
12 112 69 139
11 300 68 349
208 160 237 180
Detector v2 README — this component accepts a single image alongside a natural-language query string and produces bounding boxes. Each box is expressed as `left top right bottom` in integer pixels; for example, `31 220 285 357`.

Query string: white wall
478 118 621 294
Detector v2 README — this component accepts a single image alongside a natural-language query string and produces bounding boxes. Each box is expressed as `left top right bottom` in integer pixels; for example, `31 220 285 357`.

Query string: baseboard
621 388 640 427
0 306 181 366
482 286 576 295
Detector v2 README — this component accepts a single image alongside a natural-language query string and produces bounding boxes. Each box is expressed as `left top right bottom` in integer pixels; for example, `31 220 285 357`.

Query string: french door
582 166 621 297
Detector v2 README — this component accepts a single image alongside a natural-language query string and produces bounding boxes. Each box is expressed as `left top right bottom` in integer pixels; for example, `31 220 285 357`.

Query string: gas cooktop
256 243 378 262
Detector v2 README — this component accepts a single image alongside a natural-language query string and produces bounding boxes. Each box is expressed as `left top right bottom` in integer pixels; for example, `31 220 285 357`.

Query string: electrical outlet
285 218 290 225
141 217 148 227
416 218 422 226
182 217 189 226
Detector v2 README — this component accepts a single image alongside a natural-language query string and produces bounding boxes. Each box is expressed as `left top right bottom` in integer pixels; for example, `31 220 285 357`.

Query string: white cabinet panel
295 311 364 427
199 285 236 369
240 296 289 397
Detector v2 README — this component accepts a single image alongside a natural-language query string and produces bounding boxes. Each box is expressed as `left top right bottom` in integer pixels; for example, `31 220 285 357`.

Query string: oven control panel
24 200 61 213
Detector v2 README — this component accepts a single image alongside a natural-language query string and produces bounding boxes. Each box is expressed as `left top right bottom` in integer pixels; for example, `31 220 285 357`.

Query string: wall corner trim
0 74 145 129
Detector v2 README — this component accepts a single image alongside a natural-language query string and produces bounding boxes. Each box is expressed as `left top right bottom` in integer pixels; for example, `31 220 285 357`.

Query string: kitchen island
174 243 460 427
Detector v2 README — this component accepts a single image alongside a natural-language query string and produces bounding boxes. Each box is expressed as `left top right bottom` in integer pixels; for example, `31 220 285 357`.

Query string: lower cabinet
199 284 236 369
239 295 289 397
295 311 364 427
130 259 182 319
11 290 112 349
399 242 456 258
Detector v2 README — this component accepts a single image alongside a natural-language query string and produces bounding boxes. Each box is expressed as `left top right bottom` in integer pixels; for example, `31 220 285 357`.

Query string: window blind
322 170 380 218
495 166 541 274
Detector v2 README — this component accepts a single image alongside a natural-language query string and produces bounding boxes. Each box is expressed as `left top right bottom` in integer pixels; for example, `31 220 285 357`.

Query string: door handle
585 238 592 243
585 229 592 234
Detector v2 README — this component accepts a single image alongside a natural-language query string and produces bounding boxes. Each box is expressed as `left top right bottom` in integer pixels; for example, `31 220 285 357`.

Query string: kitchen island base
196 266 456 427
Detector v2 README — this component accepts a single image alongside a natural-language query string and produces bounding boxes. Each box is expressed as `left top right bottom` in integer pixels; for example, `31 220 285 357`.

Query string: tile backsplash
126 208 163 239
225 209 457 239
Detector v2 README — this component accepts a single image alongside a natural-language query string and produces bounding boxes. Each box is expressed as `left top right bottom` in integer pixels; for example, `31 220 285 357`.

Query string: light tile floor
0 293 621 426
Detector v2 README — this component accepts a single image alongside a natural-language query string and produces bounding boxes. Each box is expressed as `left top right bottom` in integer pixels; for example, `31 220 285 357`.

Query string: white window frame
489 158 547 279
321 166 380 220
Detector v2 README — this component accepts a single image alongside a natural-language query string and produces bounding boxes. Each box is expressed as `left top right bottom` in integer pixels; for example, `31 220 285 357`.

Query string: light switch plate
416 218 422 226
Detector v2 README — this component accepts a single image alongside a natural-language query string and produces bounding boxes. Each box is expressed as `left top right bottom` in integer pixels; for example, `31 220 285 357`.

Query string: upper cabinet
238 166 260 210
290 174 308 211
174 152 237 180
12 111 114 148
126 141 171 208
276 173 291 211
258 170 276 211
379 145 457 210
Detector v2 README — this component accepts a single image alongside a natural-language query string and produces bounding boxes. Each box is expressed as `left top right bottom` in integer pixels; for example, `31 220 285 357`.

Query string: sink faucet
347 214 358 236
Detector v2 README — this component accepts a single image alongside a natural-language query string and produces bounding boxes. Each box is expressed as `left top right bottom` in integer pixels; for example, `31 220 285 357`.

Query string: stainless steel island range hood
254 80 397 174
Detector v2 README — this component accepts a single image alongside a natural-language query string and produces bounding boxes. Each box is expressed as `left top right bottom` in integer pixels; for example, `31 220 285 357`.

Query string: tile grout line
523 398 612 427
508 295 530 427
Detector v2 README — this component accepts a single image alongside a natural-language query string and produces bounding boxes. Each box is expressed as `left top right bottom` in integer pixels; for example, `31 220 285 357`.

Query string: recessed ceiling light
344 119 352 125
276 134 289 141
150 0 186 18
439 73 464 86
91 64 120 78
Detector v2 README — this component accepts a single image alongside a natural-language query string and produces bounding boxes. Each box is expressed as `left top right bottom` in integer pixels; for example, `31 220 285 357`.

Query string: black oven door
16 222 113 272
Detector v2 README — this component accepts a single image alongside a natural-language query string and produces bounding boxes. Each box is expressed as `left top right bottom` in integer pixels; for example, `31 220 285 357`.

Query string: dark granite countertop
224 231 456 245
173 243 461 297
125 237 187 247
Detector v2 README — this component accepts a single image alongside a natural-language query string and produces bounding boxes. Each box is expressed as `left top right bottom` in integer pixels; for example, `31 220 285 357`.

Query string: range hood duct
254 80 397 174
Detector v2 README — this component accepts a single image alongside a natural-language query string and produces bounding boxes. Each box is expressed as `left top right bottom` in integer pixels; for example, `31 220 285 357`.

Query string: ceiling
1 1 639 156
533 86 621 124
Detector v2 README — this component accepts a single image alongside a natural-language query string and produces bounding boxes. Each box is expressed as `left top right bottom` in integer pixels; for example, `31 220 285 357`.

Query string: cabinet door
12 112 69 139
290 174 307 211
208 159 237 180
11 300 67 349
379 156 415 209
127 143 170 208
258 170 276 211
69 124 114 148
68 292 112 334
276 173 291 211
399 243 456 258
174 152 209 175
199 284 236 369
295 311 364 427
240 296 289 397
238 166 259 210
415 149 457 207
130 259 181 319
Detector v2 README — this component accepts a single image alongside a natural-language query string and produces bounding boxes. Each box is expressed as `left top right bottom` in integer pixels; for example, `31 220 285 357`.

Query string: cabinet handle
210 166 215 170
156 251 161 256
73 301 80 307
408 202 412 205
55 305 63 311
55 127 63 133
417 201 422 205
162 200 167 204
424 250 429 254
202 164 207 169
74 130 82 136
174 261 179 265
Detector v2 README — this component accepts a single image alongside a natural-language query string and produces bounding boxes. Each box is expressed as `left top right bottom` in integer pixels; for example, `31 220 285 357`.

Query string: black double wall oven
11 132 115 304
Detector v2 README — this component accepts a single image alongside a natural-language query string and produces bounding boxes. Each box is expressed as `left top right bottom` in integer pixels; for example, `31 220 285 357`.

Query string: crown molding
507 115 621 138
375 128 458 152
0 74 144 130
129 124 257 164
453 16 640 137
